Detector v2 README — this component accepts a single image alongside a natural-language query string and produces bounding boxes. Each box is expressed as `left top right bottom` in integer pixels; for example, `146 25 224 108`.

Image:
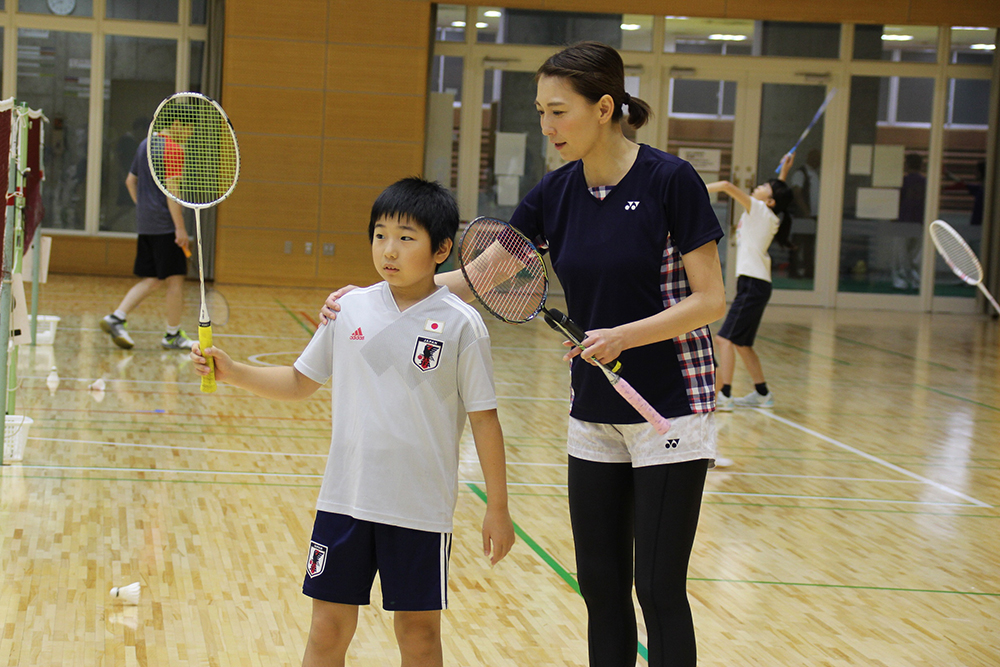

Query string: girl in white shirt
707 153 795 412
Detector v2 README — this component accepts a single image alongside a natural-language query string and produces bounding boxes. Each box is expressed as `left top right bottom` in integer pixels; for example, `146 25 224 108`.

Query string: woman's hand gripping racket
458 216 670 434
148 92 240 392
929 219 1000 317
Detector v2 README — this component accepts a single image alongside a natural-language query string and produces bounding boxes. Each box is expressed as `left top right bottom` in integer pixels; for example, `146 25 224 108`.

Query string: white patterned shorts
567 412 718 468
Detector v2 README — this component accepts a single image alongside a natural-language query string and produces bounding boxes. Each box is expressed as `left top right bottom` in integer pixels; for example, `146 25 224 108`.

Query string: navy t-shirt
509 144 723 423
129 138 177 235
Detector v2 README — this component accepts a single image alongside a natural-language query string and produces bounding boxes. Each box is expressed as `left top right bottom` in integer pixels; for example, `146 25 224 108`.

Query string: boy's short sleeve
294 321 334 385
457 330 498 413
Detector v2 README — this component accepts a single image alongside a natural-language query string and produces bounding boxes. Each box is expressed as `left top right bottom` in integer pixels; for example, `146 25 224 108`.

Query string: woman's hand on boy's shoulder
319 285 359 324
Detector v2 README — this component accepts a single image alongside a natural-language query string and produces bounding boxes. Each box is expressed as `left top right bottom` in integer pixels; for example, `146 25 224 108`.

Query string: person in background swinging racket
322 41 726 667
706 151 795 412
101 118 195 351
193 177 514 667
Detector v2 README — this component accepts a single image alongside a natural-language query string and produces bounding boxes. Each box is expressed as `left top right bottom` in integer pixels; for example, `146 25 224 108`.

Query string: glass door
752 80 831 297
661 67 749 298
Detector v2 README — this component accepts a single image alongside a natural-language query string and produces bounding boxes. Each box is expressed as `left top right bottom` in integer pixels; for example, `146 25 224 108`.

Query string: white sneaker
716 393 734 412
734 391 774 408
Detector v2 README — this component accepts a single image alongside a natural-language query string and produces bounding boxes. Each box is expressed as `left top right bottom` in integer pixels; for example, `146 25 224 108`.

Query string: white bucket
3 415 33 463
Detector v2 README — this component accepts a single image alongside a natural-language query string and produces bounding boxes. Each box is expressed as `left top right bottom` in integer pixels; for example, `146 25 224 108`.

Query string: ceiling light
621 24 641 31
970 43 996 50
881 34 914 41
708 34 747 41
450 21 465 27
953 26 990 30
484 10 501 18
475 22 488 28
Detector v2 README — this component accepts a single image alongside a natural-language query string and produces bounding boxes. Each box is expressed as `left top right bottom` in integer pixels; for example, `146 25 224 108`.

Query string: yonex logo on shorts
350 327 364 340
306 541 328 578
665 439 680 449
625 201 640 210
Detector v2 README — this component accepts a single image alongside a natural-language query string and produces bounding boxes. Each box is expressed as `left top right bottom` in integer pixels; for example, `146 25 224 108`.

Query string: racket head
457 216 548 324
206 288 229 326
929 219 983 285
147 92 240 209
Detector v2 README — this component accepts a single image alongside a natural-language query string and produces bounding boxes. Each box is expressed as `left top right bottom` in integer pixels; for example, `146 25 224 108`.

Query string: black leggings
568 456 708 667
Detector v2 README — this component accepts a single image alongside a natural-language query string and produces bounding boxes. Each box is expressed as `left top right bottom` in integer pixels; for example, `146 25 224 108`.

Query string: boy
191 177 515 666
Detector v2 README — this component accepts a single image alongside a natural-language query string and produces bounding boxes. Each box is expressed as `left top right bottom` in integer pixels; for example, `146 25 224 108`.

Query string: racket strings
149 95 238 207
460 222 546 323
930 222 982 284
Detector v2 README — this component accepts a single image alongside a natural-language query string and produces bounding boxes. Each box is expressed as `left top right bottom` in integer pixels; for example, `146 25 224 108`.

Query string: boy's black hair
768 178 796 249
368 177 460 263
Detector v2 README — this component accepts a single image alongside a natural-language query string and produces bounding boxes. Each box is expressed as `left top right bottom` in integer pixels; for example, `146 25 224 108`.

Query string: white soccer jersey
294 282 497 533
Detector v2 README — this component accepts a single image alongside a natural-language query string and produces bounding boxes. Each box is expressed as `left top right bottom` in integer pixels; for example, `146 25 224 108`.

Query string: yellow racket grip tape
199 323 216 393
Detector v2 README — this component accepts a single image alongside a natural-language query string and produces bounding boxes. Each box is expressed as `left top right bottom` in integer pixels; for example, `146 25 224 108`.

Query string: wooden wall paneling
225 0 329 41
221 183 321 231
237 135 323 184
327 0 432 47
326 44 428 96
316 232 381 287
324 92 426 143
224 88 326 138
908 0 1000 27
224 39 327 90
319 185 383 233
48 236 135 276
215 228 320 285
323 139 425 188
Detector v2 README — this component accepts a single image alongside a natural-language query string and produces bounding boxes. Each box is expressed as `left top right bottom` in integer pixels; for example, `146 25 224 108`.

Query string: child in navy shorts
191 178 515 666
707 152 795 411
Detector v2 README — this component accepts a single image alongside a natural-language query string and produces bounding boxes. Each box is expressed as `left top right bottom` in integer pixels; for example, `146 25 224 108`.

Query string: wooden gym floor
1 274 998 666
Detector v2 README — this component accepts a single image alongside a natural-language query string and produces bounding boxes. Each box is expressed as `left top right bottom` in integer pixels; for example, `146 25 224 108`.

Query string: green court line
465 482 650 662
275 299 316 336
785 323 959 371
755 335 852 365
690 576 999 597
913 383 1000 412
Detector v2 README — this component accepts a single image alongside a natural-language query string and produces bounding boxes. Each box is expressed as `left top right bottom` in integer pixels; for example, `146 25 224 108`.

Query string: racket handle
610 376 671 434
544 308 623 374
199 322 216 394
182 245 192 258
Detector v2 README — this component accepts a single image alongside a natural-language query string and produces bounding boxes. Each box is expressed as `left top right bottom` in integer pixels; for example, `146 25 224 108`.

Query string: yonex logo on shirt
350 327 364 340
625 201 640 210
665 439 680 449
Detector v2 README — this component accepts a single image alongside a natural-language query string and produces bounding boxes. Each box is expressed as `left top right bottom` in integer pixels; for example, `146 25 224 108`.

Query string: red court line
298 311 319 329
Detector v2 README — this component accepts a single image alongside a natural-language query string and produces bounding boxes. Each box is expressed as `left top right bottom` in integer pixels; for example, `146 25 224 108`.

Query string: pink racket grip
612 377 671 434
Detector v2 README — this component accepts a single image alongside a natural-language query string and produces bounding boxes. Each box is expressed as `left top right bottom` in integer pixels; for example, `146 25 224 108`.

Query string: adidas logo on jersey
350 327 364 340
625 201 640 210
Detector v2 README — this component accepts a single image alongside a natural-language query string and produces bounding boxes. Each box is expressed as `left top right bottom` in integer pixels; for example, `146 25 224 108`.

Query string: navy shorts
302 511 452 611
717 275 772 347
134 233 188 280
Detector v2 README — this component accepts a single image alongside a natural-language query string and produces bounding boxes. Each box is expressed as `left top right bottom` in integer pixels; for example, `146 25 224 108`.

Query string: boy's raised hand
482 505 515 566
190 343 233 383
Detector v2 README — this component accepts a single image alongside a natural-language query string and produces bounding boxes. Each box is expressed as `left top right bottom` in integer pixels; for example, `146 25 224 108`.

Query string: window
665 17 840 58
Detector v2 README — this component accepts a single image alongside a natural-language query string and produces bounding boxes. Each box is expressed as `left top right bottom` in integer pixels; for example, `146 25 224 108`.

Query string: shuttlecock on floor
109 582 141 605
89 378 106 392
46 367 59 395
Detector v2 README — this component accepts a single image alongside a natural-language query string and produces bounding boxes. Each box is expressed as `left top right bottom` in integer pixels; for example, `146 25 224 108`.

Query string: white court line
757 409 992 508
15 464 322 478
28 437 328 457
12 462 980 506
